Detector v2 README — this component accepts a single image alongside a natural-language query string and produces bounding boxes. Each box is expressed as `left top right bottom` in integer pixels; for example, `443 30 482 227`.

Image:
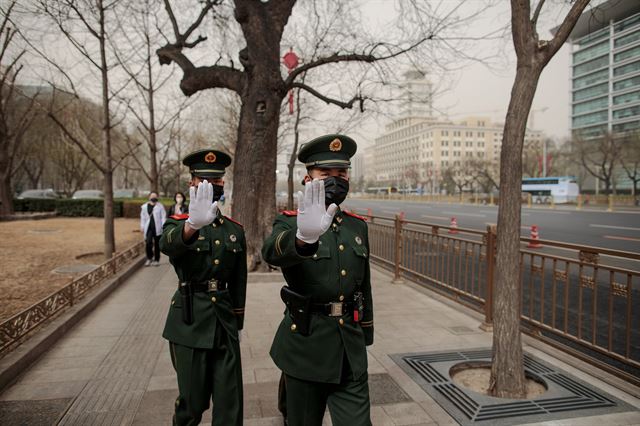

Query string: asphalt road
342 198 640 254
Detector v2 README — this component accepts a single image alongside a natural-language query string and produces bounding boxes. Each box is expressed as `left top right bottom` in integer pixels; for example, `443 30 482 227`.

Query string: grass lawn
0 217 142 321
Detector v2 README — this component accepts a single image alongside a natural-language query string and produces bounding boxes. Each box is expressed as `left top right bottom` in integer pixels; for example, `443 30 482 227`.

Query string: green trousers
284 356 371 426
169 322 243 426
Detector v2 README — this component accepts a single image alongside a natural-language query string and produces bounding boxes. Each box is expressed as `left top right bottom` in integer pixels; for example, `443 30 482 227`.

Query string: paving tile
254 367 282 383
17 366 96 384
0 380 86 401
381 402 433 425
2 262 639 426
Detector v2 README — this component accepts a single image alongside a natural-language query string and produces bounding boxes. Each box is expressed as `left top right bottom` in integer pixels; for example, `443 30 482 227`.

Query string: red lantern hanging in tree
282 47 299 115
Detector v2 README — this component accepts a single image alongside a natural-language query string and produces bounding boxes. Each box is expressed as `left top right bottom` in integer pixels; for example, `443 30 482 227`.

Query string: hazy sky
360 0 576 141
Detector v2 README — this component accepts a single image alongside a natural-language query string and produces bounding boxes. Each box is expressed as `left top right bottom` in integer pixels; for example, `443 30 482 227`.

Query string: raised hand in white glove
186 180 218 230
295 178 338 244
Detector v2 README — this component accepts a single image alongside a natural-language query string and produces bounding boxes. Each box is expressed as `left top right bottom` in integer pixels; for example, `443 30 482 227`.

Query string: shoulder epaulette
169 214 189 220
344 211 368 221
281 210 298 216
224 216 243 227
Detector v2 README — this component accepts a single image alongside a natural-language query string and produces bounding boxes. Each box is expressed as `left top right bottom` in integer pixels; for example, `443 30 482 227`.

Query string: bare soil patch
0 218 141 321
451 364 547 399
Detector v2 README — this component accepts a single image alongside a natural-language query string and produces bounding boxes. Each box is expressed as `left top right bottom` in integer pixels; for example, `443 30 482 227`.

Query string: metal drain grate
392 349 636 425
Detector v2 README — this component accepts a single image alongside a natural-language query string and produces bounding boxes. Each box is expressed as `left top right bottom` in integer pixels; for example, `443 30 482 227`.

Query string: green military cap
297 134 357 169
182 149 232 178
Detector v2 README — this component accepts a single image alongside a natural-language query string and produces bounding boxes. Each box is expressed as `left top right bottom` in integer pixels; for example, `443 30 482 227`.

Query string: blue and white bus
521 176 579 204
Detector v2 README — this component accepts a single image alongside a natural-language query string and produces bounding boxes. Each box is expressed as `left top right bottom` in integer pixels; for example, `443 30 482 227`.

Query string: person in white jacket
140 192 167 266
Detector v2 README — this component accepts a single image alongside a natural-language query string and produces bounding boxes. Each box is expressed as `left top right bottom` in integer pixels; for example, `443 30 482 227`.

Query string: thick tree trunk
0 174 13 216
233 84 281 271
490 65 541 399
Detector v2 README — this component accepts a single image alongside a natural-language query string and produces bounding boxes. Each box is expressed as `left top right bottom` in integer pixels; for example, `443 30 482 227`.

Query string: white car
72 190 104 200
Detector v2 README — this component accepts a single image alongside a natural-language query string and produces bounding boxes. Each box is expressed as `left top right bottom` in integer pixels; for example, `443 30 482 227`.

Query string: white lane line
603 235 640 242
442 211 486 218
590 224 640 231
523 209 571 215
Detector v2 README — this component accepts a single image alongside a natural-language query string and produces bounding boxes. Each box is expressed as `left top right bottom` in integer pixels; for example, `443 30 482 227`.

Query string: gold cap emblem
329 138 342 152
204 152 217 163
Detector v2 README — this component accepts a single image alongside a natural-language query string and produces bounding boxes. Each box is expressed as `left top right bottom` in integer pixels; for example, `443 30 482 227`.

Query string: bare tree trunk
287 130 298 210
99 2 115 258
491 65 540 399
287 86 303 210
147 38 159 194
233 86 281 271
0 171 13 216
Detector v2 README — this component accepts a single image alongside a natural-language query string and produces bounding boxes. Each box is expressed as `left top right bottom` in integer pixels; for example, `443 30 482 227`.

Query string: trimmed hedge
13 199 57 212
13 199 123 217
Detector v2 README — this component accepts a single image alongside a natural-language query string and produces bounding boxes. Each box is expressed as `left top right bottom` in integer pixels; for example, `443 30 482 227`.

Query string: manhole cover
53 264 98 274
0 398 71 426
28 229 61 234
391 348 637 425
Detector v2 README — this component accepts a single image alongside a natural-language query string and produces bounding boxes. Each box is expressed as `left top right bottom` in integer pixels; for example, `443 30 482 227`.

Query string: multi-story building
569 0 640 139
566 0 640 192
371 115 543 193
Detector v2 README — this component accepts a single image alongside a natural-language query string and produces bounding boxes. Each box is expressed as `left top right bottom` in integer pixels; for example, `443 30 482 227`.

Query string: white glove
295 178 338 244
186 180 218 230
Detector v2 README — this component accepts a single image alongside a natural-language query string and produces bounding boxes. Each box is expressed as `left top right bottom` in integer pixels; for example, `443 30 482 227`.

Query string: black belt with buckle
184 279 228 293
311 302 354 317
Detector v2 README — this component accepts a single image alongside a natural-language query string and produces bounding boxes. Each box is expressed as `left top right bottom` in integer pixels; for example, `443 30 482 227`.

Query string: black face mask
323 176 349 205
150 198 158 203
212 184 224 202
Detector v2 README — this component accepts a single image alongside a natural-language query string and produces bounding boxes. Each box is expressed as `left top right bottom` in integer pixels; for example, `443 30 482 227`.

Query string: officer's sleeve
361 222 374 346
159 219 199 258
231 230 248 330
261 215 318 268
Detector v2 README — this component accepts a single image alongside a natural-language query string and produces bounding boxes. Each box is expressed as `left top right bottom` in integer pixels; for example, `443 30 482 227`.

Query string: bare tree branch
292 82 365 111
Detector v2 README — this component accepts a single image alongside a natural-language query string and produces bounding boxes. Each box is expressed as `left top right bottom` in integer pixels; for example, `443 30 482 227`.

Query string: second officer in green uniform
160 149 246 426
263 134 374 426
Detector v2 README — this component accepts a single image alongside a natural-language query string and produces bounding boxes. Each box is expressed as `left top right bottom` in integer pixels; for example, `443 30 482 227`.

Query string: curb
0 255 146 394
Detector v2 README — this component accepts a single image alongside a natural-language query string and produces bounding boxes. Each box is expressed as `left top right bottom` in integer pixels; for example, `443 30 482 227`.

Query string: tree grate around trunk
390 348 637 425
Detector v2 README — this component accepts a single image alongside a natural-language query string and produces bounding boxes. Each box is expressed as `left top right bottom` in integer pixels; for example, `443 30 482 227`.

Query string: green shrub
13 199 57 212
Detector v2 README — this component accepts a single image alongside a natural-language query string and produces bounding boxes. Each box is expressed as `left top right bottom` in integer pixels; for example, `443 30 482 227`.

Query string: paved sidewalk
1 259 639 425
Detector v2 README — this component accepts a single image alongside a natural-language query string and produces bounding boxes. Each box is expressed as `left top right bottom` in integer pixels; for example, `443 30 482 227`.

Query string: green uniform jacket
262 209 374 384
160 212 247 349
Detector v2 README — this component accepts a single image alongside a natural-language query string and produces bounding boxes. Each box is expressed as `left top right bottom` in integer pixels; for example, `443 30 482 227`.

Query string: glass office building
570 1 640 139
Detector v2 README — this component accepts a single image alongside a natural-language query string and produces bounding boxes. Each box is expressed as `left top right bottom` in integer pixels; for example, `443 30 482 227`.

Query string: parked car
17 189 60 199
71 190 104 200
114 188 138 199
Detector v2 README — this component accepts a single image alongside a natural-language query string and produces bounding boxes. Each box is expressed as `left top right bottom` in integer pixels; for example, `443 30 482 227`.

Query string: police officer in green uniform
262 135 374 426
160 149 247 426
